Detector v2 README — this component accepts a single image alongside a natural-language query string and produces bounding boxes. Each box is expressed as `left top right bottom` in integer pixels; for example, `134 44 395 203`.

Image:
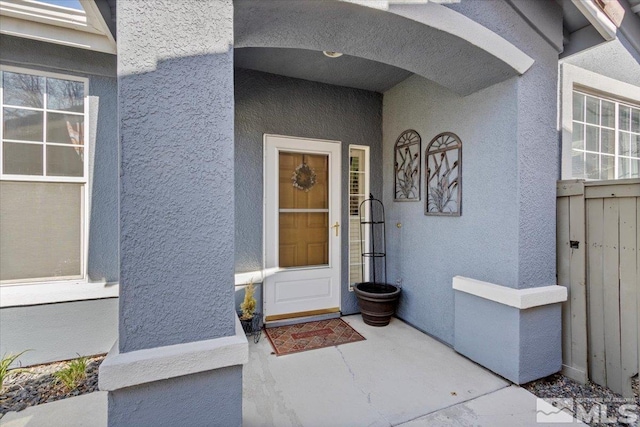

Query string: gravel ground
0 354 104 417
524 374 639 426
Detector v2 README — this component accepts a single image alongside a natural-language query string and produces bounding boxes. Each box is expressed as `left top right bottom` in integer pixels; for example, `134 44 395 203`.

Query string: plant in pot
239 280 257 333
353 194 401 327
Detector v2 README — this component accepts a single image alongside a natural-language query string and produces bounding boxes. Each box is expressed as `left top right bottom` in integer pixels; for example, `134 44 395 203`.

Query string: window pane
618 158 638 179
2 72 44 108
572 150 585 179
350 195 365 216
46 145 84 177
631 134 639 158
601 101 615 128
46 112 83 145
3 108 43 141
572 92 584 122
3 142 43 175
46 78 84 113
619 132 630 156
630 158 639 178
601 128 615 154
632 108 640 133
619 157 629 179
586 97 599 125
279 152 328 209
0 182 82 282
585 125 598 152
601 155 615 180
586 152 599 179
619 106 631 131
572 123 584 150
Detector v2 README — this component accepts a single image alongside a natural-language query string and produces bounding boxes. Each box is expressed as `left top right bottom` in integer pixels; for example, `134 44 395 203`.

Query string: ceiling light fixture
323 51 343 58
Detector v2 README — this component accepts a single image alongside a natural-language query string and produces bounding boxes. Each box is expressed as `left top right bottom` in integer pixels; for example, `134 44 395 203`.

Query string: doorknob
332 221 340 237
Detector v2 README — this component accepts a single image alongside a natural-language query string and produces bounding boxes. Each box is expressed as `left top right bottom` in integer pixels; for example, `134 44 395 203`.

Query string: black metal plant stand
238 312 262 343
353 194 401 327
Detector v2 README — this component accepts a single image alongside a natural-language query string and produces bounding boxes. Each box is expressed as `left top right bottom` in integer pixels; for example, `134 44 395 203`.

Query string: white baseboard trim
452 276 567 309
99 316 248 391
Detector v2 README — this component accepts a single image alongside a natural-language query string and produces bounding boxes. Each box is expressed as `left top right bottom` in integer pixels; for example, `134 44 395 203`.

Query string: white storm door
264 134 341 322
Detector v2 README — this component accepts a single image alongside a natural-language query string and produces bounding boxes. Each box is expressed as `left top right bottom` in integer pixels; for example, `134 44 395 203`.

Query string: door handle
332 221 340 237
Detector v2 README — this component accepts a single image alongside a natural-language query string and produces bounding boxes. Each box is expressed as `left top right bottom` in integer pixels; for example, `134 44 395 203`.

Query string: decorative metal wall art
425 132 462 216
394 130 421 201
292 157 317 192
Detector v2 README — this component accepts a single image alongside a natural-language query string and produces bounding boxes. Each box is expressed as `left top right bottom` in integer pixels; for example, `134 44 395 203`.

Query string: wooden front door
263 134 341 322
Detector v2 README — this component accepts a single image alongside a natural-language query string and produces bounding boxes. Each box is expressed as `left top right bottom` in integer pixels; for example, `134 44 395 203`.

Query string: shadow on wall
87 76 119 284
117 52 236 353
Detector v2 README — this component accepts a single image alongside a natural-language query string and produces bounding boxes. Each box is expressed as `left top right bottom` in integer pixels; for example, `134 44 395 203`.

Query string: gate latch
570 241 580 249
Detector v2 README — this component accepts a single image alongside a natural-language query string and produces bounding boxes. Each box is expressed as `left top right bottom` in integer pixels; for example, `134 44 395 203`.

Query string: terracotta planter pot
353 282 401 327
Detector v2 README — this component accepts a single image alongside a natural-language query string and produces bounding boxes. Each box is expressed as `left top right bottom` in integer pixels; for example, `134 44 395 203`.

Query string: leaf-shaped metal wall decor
394 130 421 201
425 132 462 216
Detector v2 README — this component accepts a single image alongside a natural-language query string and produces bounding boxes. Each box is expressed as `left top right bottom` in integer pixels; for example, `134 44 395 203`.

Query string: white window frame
0 0 116 54
0 64 90 287
348 144 370 290
560 63 640 180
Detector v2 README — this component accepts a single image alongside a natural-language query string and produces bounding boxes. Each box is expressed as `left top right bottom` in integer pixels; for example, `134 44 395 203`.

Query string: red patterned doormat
265 318 366 356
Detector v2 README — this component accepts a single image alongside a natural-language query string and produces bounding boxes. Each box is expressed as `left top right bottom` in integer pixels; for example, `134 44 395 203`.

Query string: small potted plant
239 279 257 334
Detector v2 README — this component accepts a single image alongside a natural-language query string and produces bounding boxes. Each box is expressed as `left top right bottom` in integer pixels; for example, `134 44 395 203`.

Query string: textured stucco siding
234 68 383 315
383 75 520 344
448 0 561 290
562 34 640 87
383 0 562 344
0 37 119 366
107 366 242 427
0 299 118 367
0 35 119 283
117 0 235 352
454 291 562 384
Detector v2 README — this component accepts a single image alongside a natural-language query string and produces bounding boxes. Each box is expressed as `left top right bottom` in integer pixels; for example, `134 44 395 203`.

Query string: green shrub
0 350 30 392
53 356 88 391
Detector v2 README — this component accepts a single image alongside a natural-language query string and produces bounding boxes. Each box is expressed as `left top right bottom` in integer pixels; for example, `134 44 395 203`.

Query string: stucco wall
107 366 242 427
0 299 118 367
234 68 383 315
562 34 640 87
117 0 236 352
0 35 119 283
383 75 519 344
0 37 119 366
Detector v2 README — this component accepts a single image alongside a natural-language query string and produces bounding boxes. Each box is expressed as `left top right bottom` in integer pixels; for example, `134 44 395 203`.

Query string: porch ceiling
234 0 534 96
235 47 413 93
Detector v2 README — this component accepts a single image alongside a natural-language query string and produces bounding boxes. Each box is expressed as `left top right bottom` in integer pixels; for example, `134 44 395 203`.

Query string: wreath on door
292 161 317 192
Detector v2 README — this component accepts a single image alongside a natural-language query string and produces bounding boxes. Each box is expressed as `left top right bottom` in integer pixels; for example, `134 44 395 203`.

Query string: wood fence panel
569 194 588 380
602 198 622 395
557 196 573 371
586 197 607 387
558 179 639 397
619 198 638 398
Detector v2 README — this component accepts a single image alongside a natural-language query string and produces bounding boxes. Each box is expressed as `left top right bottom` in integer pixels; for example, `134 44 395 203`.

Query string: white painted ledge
0 281 119 308
99 316 248 391
452 276 567 309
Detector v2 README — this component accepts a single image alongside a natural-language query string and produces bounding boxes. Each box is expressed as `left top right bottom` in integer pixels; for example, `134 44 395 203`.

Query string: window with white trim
0 67 88 284
571 90 640 180
349 146 370 289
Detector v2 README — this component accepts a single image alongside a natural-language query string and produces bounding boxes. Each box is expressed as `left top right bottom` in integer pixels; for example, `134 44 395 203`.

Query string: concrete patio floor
1 315 581 427
243 315 577 427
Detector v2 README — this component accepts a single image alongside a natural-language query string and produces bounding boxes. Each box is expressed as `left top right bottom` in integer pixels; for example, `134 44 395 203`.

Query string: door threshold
265 311 341 328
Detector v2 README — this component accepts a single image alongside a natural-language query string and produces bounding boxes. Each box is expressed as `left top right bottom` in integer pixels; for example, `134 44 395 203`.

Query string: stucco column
99 1 247 426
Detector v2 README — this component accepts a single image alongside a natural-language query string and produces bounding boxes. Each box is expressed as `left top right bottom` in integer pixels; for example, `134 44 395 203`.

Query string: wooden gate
557 179 639 398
